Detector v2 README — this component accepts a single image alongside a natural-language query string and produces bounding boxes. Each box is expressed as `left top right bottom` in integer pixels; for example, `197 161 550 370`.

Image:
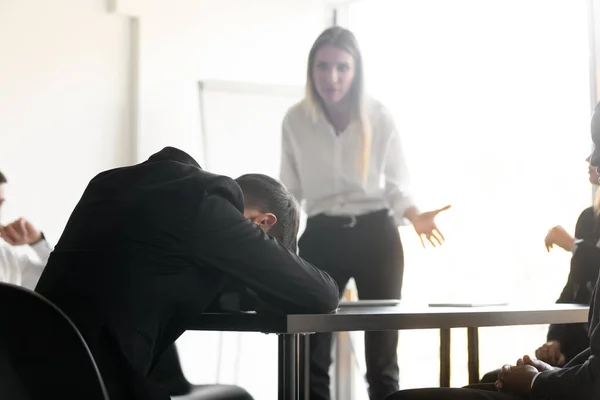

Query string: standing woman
280 27 450 400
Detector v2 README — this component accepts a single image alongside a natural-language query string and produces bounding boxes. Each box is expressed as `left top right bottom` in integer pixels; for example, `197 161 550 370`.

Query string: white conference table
190 303 589 400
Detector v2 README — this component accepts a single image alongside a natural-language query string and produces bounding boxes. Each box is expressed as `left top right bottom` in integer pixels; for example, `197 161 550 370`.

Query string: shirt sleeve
280 115 304 203
379 109 417 225
21 239 53 289
0 239 52 290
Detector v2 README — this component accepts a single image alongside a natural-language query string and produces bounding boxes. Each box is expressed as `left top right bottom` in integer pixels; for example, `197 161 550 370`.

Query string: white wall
0 0 132 241
133 0 330 164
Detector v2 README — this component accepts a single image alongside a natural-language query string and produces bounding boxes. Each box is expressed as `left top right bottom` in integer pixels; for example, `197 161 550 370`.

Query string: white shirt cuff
30 239 53 264
572 238 583 253
393 198 417 226
531 371 541 389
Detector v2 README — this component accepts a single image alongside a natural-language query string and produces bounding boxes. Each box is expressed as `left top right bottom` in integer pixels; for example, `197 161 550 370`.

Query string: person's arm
570 241 600 284
546 325 565 346
29 235 53 263
531 289 600 399
380 111 417 226
1 219 52 289
568 207 600 286
280 117 303 203
20 237 53 290
0 244 47 289
193 184 339 315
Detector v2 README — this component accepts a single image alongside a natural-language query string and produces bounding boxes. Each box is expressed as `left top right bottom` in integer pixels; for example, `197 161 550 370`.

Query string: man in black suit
35 147 339 400
385 104 600 400
149 173 303 400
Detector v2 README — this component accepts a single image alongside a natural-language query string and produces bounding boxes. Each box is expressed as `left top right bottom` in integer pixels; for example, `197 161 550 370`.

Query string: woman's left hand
412 205 451 248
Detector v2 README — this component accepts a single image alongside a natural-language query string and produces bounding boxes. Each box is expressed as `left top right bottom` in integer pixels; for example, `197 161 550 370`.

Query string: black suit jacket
546 207 600 362
35 147 339 399
533 208 600 399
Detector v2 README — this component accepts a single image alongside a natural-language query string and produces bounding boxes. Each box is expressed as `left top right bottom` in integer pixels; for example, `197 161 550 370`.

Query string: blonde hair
303 27 372 182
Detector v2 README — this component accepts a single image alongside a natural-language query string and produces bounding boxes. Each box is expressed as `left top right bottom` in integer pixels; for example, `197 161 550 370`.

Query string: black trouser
385 384 528 400
149 343 191 395
299 209 404 400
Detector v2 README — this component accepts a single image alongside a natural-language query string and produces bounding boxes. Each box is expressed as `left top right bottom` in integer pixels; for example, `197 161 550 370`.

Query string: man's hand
0 218 42 246
535 340 566 366
544 226 574 252
495 363 539 395
410 205 451 248
519 354 556 372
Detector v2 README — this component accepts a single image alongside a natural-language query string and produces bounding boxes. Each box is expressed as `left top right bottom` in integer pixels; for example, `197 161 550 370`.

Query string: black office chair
172 385 254 400
151 343 253 400
0 282 109 399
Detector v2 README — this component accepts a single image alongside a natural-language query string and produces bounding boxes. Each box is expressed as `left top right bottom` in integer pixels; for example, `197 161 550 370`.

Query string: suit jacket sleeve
193 179 339 314
532 289 600 399
570 207 600 285
571 241 600 284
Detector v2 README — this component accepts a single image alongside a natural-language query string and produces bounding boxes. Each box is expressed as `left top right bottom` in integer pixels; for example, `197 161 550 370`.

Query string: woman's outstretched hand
411 205 451 248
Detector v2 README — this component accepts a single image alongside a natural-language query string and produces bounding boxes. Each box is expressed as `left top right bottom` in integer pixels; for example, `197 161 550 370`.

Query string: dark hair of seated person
235 173 301 252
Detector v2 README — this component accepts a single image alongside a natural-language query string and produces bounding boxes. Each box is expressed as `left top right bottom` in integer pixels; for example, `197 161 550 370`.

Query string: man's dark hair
0 171 6 184
235 174 300 253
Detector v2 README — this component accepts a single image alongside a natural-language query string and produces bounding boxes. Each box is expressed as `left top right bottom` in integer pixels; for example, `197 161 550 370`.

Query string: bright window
346 0 592 392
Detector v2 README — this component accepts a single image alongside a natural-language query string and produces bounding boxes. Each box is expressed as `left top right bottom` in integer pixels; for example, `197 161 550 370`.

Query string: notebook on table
428 302 508 308
338 299 402 307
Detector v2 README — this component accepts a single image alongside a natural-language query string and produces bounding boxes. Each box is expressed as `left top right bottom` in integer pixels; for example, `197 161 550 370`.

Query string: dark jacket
533 207 600 399
35 147 339 399
546 207 600 362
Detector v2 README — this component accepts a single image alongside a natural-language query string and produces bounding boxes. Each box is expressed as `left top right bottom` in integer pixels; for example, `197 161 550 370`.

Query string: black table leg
467 327 480 384
278 334 299 400
439 328 451 387
299 334 310 400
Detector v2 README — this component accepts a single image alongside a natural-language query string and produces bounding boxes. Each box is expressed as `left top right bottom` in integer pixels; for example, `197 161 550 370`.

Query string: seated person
385 104 600 400
34 147 339 400
0 171 52 289
478 159 600 383
149 173 300 400
0 170 252 400
539 155 600 366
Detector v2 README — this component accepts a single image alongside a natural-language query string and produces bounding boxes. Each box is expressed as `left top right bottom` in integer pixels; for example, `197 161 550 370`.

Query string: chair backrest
0 282 109 399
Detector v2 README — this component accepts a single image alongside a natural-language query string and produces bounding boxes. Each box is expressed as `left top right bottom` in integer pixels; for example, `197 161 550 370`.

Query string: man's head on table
235 173 300 253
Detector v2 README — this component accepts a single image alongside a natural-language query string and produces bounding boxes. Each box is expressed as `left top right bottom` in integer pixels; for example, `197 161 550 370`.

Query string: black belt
308 209 390 228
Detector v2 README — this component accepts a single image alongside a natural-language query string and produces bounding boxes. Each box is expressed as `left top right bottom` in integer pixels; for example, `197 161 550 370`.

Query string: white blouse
0 239 52 290
280 98 416 225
